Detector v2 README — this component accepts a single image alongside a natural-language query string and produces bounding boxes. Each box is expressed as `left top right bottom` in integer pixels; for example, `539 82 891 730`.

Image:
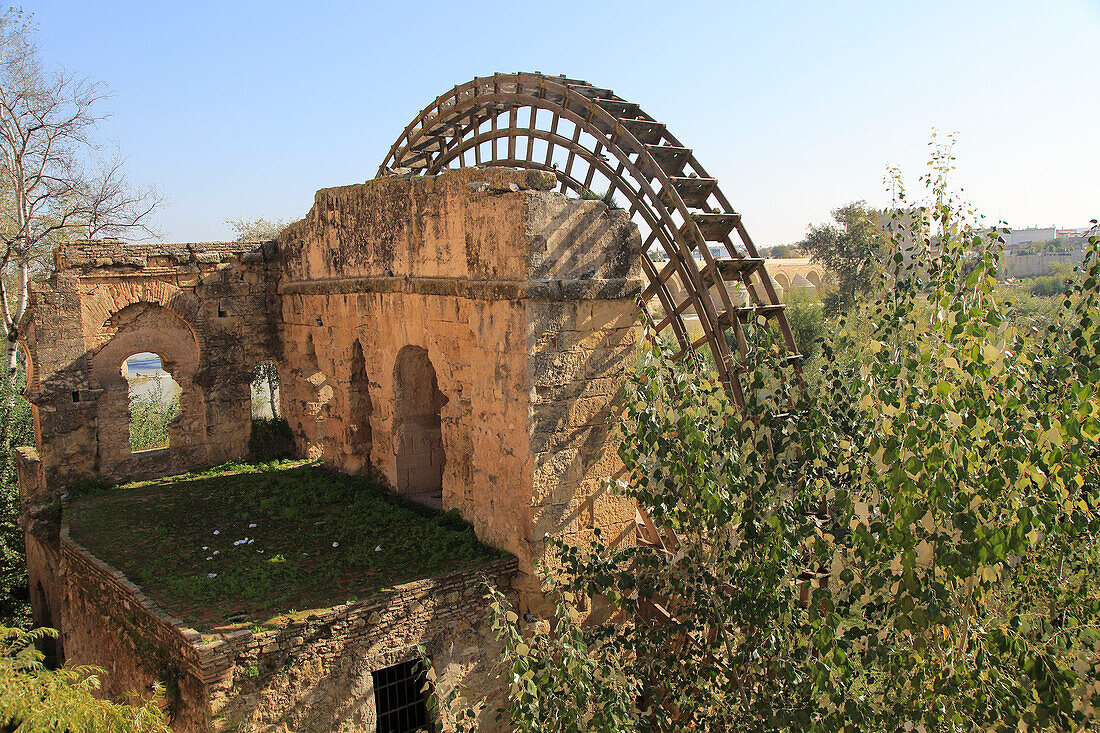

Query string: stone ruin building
16 73 800 732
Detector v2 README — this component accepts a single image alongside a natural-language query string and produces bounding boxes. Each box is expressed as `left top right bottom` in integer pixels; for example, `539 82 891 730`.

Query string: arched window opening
125 352 181 453
251 360 281 419
393 346 447 506
348 341 372 466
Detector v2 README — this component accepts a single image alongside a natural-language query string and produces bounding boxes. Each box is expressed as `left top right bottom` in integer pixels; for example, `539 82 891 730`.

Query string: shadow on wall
347 340 373 474
393 345 447 508
295 332 333 460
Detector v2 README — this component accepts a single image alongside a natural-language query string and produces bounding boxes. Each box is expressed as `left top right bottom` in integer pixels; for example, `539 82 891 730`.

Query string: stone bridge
762 257 825 296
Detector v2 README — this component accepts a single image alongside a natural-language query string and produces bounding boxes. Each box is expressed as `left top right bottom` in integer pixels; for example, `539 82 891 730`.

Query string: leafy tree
429 592 640 732
448 143 1100 731
0 362 31 627
766 244 794 258
251 360 280 418
0 10 159 627
782 287 825 361
0 625 170 732
1024 263 1078 298
225 216 288 241
799 201 887 313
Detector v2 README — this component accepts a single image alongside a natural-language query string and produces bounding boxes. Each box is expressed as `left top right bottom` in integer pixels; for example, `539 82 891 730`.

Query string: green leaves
468 144 1100 732
0 626 171 732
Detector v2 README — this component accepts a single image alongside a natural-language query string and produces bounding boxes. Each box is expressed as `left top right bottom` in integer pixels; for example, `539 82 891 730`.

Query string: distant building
1004 226 1057 248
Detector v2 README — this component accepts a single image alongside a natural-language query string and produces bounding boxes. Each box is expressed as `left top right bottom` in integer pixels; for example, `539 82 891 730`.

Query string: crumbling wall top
276 167 639 285
54 239 277 275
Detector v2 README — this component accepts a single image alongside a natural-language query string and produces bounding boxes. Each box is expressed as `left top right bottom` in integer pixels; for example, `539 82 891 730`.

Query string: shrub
247 418 296 461
128 384 179 452
782 287 825 361
0 626 170 731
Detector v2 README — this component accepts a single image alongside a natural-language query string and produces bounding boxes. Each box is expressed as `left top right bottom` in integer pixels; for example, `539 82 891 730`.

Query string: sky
18 0 1100 247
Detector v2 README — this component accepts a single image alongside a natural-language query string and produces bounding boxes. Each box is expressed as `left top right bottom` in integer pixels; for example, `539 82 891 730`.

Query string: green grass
68 460 506 633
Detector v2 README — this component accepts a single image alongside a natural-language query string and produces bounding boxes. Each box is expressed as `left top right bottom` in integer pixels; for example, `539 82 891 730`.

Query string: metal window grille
372 658 433 733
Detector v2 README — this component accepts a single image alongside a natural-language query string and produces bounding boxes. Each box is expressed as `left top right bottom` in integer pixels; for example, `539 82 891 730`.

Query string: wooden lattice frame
380 72 800 405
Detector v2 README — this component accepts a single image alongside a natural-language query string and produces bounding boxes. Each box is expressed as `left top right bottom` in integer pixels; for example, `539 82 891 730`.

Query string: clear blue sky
20 0 1100 246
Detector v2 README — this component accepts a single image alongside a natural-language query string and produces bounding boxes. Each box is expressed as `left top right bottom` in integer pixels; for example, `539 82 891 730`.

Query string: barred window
373 658 433 733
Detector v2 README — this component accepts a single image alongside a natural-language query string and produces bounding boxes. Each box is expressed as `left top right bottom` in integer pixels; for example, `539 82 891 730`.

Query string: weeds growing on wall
69 461 504 630
440 140 1100 732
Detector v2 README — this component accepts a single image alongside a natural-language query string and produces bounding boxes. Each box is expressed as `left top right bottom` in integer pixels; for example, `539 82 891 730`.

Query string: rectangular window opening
372 658 433 733
71 390 80 402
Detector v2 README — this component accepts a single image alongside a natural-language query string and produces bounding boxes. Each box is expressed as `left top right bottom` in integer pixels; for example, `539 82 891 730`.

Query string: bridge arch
381 72 799 403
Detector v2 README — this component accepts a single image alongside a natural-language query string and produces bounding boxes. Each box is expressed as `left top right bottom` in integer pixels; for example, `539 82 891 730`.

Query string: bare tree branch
0 8 164 449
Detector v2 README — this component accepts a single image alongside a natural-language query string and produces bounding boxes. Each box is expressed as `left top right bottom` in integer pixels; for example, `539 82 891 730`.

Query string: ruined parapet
23 239 281 490
276 168 643 604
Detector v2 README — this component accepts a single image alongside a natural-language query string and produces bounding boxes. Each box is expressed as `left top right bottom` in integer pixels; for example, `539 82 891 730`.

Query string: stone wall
1001 249 1086 278
275 169 642 602
20 167 647 727
206 556 518 732
60 519 210 732
24 240 280 488
58 498 518 732
17 448 63 664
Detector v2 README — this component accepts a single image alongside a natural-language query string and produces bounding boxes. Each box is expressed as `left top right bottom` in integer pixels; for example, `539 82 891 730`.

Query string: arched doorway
392 346 447 507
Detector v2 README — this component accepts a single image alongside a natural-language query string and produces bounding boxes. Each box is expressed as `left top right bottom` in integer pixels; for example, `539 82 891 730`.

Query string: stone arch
89 303 207 478
807 270 824 290
392 345 448 507
83 281 205 356
773 272 791 292
16 341 35 396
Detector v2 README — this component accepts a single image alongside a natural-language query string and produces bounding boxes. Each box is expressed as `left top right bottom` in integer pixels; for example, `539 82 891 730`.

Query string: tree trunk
268 378 278 419
0 260 28 465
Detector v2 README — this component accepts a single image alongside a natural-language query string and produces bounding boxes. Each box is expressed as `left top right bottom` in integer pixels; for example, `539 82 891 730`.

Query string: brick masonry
56 492 518 732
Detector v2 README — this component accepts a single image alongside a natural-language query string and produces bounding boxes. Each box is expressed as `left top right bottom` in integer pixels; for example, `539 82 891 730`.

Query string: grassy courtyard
68 460 506 634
